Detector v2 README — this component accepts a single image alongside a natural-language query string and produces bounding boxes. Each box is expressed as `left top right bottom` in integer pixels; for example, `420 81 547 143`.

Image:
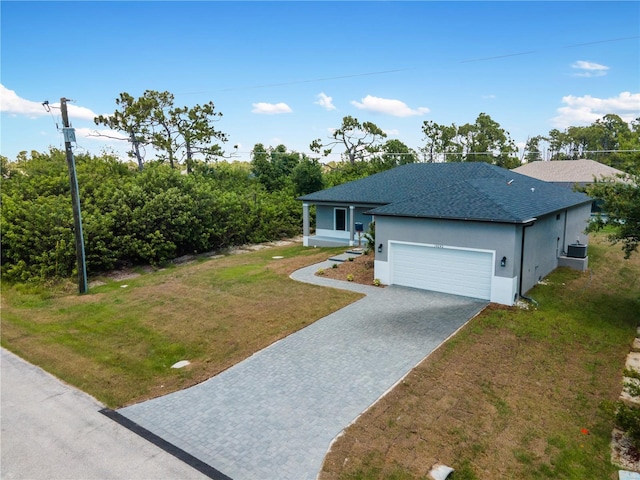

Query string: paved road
0 348 208 480
116 261 487 480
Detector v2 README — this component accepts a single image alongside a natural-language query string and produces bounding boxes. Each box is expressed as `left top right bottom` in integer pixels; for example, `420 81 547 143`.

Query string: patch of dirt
316 253 379 287
612 428 640 471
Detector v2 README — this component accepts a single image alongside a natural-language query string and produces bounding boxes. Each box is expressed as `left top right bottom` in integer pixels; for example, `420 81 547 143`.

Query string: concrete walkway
0 348 208 480
116 261 487 480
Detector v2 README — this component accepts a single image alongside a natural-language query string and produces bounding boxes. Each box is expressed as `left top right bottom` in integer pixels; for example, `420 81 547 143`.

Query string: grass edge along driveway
0 244 361 408
319 234 640 480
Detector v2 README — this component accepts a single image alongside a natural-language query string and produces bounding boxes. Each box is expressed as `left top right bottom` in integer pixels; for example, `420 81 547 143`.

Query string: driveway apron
0 348 209 480
116 261 487 480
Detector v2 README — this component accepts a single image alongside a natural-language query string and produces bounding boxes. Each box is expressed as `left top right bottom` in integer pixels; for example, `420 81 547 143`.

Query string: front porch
304 234 369 248
304 235 351 247
302 203 371 248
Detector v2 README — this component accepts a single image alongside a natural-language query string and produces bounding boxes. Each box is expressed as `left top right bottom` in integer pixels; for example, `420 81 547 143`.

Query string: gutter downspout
519 219 539 307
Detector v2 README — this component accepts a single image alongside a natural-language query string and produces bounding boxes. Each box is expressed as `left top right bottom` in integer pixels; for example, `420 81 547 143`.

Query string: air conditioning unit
567 244 587 258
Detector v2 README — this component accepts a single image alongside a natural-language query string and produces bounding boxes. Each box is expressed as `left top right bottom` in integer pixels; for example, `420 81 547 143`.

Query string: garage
390 243 494 300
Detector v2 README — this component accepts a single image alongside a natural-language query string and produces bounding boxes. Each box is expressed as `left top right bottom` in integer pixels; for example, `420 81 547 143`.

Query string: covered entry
390 243 494 300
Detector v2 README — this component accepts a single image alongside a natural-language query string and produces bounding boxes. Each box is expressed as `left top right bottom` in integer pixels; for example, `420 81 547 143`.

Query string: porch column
302 203 310 246
349 205 355 246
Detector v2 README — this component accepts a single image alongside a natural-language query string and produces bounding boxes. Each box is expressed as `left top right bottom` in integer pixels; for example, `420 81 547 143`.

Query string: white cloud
1 84 50 118
551 91 640 128
482 94 496 100
571 60 609 77
384 128 400 136
251 102 292 114
0 84 98 121
351 95 429 117
315 92 336 110
63 103 99 121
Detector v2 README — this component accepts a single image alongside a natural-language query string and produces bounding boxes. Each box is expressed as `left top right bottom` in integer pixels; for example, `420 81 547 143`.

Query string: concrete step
328 251 364 262
625 352 640 373
620 377 640 408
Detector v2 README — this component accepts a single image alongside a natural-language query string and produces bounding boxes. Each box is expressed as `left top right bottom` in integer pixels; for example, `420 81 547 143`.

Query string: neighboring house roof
512 159 626 185
299 163 592 224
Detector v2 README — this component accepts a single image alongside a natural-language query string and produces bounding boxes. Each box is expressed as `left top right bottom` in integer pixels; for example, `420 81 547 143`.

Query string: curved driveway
116 259 487 480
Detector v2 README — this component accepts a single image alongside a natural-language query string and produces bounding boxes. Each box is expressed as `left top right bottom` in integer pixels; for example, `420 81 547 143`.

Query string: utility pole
60 98 88 294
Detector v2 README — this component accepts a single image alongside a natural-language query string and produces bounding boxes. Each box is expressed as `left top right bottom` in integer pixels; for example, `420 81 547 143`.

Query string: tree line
1 90 638 283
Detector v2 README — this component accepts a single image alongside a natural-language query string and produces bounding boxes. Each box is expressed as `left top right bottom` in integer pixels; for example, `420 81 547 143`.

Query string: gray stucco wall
374 201 592 297
564 203 591 249
315 205 375 232
374 216 519 279
519 213 564 293
519 203 591 294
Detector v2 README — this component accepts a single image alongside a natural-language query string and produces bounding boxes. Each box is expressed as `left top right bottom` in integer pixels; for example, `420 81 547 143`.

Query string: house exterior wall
373 216 520 305
519 213 564 294
371 202 591 304
519 203 590 294
315 204 374 239
564 203 591 249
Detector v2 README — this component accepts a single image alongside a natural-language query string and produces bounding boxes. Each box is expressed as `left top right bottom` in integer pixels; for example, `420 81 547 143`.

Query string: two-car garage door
391 243 493 300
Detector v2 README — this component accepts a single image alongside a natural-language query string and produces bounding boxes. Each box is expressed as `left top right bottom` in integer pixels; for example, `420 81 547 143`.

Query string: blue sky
1 1 639 163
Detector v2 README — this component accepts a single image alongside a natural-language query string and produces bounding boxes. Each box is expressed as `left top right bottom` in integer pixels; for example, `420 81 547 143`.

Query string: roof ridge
462 178 522 220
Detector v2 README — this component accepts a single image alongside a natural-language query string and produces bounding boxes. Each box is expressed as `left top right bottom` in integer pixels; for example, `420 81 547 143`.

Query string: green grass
1 244 360 407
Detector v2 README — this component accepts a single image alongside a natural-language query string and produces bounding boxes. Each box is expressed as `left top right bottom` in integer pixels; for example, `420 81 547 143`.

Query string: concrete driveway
113 260 487 480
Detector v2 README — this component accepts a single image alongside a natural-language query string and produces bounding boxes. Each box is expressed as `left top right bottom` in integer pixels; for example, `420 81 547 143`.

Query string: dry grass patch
1 244 361 407
320 234 640 480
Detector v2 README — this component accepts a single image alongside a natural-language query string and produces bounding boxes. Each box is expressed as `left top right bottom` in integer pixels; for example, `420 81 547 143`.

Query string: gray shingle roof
299 163 592 224
512 159 626 183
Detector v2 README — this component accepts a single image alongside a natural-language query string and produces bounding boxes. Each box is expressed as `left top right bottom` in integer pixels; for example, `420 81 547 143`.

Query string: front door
335 208 347 231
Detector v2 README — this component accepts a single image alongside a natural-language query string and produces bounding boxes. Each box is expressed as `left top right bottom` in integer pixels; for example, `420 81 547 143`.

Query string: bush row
1 150 302 282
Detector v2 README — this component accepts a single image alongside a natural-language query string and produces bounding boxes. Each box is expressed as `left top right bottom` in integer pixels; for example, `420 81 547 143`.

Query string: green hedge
1 150 302 282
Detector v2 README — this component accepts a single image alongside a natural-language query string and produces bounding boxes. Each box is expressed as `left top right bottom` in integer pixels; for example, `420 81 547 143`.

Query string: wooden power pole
60 98 88 294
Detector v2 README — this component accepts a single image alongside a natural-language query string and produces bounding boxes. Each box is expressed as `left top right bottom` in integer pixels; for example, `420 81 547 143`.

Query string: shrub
615 402 640 448
347 274 354 282
332 263 338 269
317 268 325 275
364 221 375 255
373 278 381 286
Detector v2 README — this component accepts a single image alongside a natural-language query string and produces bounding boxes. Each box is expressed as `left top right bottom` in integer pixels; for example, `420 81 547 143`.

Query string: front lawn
0 244 362 408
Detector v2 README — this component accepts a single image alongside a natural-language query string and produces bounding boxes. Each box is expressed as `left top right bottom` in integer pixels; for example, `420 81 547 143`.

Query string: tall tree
96 90 228 171
547 129 569 160
250 144 300 192
168 102 228 173
373 139 417 171
94 92 156 170
522 135 545 163
587 171 640 258
310 116 387 164
420 120 456 162
466 113 518 167
291 156 324 196
421 113 518 167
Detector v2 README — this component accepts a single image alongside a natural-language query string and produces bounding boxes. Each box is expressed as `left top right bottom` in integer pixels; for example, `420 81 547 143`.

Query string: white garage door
391 243 493 300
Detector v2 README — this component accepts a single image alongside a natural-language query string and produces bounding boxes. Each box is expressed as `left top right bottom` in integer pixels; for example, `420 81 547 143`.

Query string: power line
177 35 639 94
